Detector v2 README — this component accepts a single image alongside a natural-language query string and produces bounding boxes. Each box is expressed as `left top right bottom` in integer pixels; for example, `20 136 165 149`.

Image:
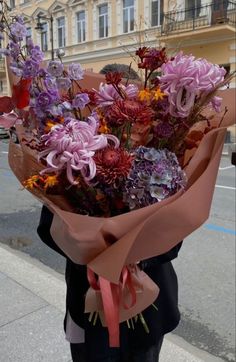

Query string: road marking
215 185 235 190
1 151 8 154
219 166 234 170
205 224 236 235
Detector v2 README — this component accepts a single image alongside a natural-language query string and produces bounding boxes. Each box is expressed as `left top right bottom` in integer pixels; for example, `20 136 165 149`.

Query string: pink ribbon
87 266 137 347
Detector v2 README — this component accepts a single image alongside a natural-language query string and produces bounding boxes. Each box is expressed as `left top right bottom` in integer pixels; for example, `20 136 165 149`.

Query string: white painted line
215 185 236 190
219 166 234 170
1 151 8 154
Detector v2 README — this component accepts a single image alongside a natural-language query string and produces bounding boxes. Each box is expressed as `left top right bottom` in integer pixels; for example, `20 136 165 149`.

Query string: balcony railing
161 1 236 36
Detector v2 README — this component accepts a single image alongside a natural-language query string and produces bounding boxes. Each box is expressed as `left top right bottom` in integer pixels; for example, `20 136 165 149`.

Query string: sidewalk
0 244 224 362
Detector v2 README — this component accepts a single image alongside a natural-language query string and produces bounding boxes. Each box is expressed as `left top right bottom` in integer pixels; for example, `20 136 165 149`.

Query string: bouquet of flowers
0 8 234 346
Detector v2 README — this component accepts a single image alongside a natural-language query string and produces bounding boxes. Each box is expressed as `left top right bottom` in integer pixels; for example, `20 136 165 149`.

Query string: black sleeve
37 206 183 265
140 242 183 270
37 205 67 258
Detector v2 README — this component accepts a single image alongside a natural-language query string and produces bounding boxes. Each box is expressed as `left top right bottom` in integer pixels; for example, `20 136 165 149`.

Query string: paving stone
0 276 47 327
0 305 71 362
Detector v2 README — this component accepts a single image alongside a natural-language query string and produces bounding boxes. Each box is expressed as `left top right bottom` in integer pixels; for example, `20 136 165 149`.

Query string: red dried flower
105 99 154 126
105 72 123 86
94 146 133 185
138 48 167 71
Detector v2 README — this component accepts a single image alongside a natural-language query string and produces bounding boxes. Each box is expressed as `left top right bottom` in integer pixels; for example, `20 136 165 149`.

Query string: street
0 138 235 362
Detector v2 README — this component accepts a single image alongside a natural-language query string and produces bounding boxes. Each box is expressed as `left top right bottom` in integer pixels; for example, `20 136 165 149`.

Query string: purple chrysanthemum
123 147 186 209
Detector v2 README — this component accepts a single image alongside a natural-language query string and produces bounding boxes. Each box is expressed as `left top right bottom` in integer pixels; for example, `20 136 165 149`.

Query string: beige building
0 0 236 95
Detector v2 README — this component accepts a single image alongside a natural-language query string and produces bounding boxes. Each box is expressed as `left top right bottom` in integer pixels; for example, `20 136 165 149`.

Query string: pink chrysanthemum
160 52 226 118
94 83 138 106
39 118 119 184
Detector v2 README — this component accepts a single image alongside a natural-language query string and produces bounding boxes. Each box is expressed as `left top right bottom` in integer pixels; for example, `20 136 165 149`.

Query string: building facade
0 0 236 96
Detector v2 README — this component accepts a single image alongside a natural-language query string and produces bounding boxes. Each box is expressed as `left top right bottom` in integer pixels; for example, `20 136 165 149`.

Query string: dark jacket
37 206 182 358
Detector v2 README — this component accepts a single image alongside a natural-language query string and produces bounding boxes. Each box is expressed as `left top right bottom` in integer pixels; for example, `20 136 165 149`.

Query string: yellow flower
138 89 152 102
152 88 165 101
23 175 42 189
43 175 59 189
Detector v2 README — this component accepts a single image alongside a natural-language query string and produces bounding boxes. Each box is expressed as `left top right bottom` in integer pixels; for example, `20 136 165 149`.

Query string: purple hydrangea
68 63 84 80
47 60 64 77
123 147 186 209
72 93 90 109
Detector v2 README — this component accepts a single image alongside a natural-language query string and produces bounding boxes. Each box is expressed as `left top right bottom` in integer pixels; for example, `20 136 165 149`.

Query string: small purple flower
9 41 20 59
47 60 64 77
35 91 56 109
10 22 27 40
30 46 44 62
22 59 39 78
72 93 90 109
68 63 84 80
44 77 57 90
56 77 72 91
10 62 23 77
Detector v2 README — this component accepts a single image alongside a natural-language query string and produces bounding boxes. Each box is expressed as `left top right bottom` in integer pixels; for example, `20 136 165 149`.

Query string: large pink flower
39 118 119 184
160 52 226 118
94 83 138 106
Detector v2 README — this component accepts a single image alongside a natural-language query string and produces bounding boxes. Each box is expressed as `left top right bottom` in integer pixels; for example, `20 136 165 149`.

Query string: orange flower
43 175 59 189
138 89 152 102
152 88 165 101
23 175 43 189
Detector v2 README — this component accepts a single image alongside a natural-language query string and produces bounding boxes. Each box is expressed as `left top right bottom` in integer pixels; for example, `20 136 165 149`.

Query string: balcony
161 1 236 42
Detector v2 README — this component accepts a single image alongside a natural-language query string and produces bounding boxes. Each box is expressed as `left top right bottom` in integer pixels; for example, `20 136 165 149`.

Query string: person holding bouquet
38 205 182 362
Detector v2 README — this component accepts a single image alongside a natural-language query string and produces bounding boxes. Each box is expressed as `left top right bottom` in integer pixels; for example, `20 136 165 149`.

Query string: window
41 23 48 51
76 11 86 43
151 0 163 27
57 17 66 48
9 0 15 8
0 81 3 92
213 0 228 11
123 0 134 33
98 4 108 38
26 27 32 44
185 0 201 19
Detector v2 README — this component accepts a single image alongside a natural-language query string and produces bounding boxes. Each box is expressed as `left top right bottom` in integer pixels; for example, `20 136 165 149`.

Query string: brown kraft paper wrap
8 117 233 344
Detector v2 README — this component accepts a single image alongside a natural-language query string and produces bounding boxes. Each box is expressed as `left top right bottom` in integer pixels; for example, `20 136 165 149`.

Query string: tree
100 63 140 80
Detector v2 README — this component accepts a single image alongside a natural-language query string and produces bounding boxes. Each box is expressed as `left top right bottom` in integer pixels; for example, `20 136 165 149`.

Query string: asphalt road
0 138 235 361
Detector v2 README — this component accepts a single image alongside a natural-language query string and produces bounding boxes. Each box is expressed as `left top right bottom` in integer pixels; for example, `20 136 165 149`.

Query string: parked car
0 126 9 138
